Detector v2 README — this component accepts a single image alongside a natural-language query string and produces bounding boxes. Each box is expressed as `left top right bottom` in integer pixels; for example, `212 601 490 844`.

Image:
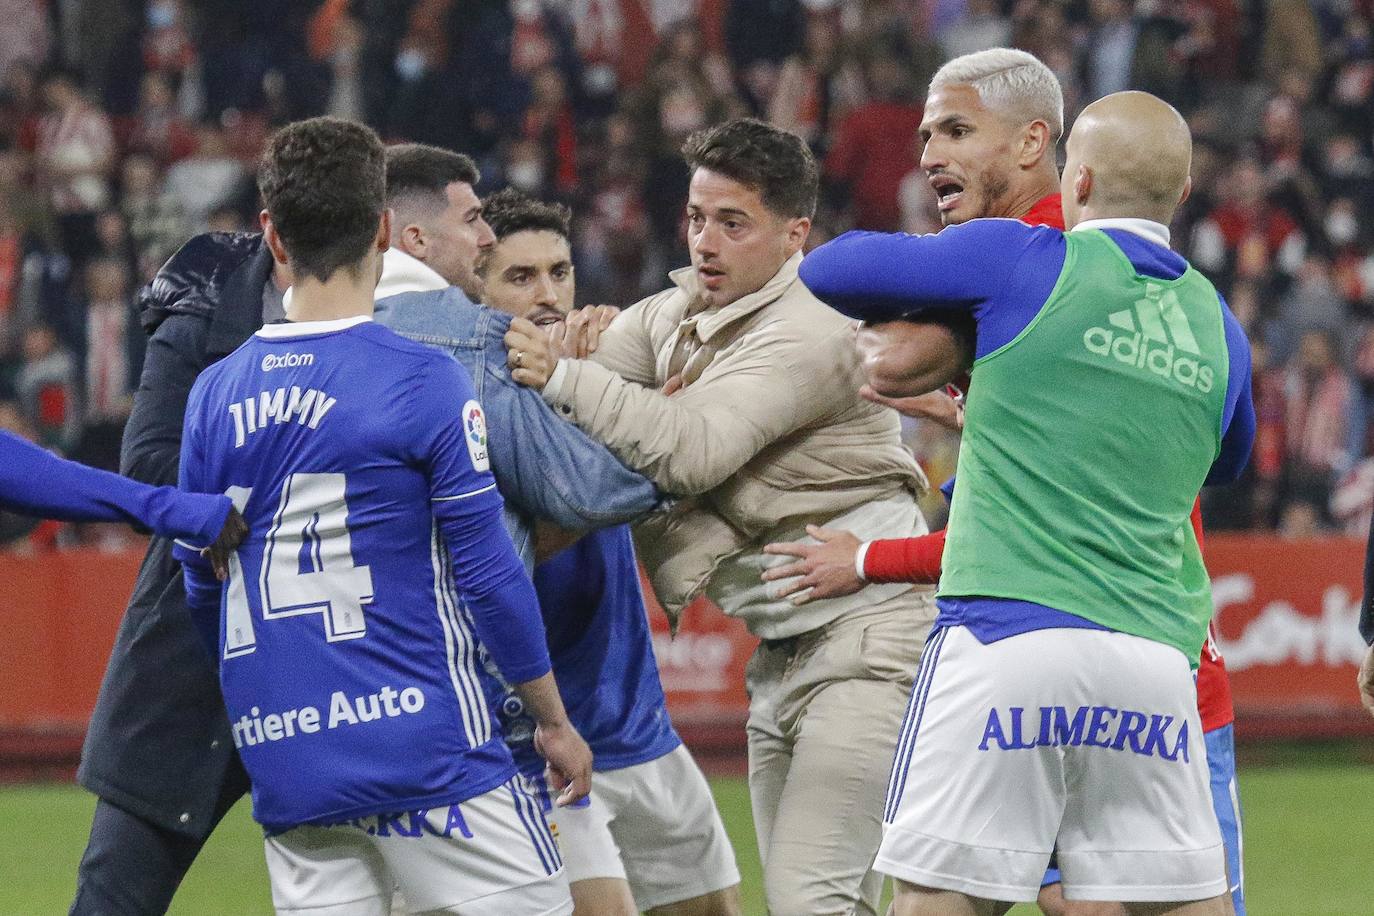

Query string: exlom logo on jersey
261 351 315 372
1082 284 1214 393
462 400 490 473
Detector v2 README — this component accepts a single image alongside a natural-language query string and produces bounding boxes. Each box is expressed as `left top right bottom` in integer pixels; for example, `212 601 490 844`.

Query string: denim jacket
373 284 661 565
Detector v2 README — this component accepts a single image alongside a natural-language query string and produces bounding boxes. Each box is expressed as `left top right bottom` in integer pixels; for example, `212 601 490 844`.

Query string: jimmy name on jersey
177 316 539 834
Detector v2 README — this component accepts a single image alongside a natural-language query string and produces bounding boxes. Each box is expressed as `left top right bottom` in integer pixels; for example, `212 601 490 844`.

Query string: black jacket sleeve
120 313 210 487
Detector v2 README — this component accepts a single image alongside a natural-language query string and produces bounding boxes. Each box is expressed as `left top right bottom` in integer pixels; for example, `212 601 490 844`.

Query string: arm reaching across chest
802 221 1066 397
799 221 1063 335
0 429 233 545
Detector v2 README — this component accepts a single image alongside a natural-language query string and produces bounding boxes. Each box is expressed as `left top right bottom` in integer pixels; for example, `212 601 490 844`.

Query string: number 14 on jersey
221 472 375 660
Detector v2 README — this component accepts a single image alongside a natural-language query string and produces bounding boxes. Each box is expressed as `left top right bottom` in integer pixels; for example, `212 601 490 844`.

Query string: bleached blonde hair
929 48 1064 140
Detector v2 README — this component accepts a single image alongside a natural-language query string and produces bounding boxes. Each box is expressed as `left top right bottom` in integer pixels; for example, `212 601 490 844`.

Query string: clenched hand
552 304 620 359
203 506 248 581
505 317 559 388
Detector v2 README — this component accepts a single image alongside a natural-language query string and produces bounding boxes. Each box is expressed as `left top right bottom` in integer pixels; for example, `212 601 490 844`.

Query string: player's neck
1001 170 1060 221
287 270 378 324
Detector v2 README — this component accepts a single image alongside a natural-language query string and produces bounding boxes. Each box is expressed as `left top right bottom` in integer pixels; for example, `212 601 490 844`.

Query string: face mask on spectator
1327 208 1359 246
147 1 176 29
507 161 543 192
395 49 427 82
584 63 617 97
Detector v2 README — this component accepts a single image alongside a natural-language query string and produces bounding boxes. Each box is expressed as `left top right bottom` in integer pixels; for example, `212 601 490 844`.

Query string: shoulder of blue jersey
191 320 466 405
949 216 1058 243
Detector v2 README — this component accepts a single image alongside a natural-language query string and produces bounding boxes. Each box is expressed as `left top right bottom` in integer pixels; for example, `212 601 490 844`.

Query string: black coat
78 232 271 838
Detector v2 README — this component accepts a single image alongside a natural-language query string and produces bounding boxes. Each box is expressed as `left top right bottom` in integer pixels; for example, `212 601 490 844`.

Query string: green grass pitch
2 752 1371 914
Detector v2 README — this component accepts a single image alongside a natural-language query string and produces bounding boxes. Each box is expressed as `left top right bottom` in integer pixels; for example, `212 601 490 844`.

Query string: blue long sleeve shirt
802 217 1257 650
800 218 1255 485
0 430 230 544
176 317 550 831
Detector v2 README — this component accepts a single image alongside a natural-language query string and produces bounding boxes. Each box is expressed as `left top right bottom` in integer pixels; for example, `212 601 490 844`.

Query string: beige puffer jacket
541 251 933 637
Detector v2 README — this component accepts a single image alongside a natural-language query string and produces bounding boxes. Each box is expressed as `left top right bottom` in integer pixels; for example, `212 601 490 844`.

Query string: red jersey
862 191 1235 731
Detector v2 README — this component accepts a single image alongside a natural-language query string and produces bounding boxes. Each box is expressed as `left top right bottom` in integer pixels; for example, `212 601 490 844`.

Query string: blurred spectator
0 59 42 149
92 208 135 270
573 111 651 305
320 11 365 122
81 257 133 419
1261 0 1324 85
939 0 1012 61
0 0 51 87
1326 48 1374 141
522 66 579 195
1320 134 1374 203
1282 329 1364 518
1083 0 1138 99
628 18 738 254
119 152 187 278
1258 94 1305 178
769 11 865 154
15 323 78 451
205 203 250 234
1190 157 1305 286
898 138 941 237
725 0 806 74
1270 255 1347 360
504 136 551 198
163 124 248 232
142 0 196 81
117 72 197 166
0 193 46 355
825 41 924 231
54 0 138 101
1278 499 1326 538
725 0 806 111
1330 456 1374 536
34 68 115 263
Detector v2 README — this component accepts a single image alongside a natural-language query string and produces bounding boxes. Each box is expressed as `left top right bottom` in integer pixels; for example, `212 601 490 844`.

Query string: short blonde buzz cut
929 48 1064 141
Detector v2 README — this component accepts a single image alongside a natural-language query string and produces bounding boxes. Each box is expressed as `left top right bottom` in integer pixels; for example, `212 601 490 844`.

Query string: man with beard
771 49 1245 916
801 89 1252 916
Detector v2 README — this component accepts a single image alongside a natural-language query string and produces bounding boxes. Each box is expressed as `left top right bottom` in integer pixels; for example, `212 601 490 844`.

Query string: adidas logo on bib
1082 284 1214 393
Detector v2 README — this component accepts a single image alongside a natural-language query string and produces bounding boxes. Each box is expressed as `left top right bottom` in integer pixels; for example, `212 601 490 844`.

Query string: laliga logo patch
462 400 490 472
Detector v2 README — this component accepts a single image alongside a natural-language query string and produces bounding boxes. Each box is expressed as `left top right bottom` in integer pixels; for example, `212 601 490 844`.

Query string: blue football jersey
177 316 548 832
506 525 680 777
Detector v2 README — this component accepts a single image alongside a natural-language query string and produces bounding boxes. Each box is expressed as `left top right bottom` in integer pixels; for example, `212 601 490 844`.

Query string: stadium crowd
0 0 1370 547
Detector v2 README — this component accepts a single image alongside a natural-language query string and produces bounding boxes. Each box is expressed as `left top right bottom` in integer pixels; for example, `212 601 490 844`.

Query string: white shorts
531 744 740 910
264 777 572 915
877 625 1227 904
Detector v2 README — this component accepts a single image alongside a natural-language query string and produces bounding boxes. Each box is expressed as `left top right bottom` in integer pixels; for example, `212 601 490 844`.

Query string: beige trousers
745 595 933 916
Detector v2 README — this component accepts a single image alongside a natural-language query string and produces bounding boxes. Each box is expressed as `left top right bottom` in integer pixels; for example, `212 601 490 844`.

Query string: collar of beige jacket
666 250 803 344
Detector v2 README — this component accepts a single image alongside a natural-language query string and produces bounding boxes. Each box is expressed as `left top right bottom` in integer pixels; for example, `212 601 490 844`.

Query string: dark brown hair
257 117 385 282
385 143 480 207
681 118 818 219
482 188 571 242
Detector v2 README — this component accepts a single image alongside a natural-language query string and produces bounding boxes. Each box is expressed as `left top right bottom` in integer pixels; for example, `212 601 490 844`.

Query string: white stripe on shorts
885 625 948 823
